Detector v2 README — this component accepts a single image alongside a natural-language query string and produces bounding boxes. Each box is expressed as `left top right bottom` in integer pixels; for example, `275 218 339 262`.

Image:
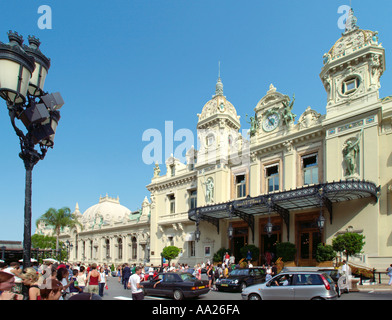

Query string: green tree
332 232 366 261
31 234 67 262
161 246 181 265
36 207 82 251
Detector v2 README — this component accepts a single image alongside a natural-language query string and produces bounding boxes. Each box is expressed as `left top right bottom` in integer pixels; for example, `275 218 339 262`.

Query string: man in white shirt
128 266 144 300
148 264 154 280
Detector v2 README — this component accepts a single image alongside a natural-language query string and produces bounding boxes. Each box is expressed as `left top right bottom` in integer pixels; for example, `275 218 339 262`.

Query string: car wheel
248 293 261 300
173 289 184 300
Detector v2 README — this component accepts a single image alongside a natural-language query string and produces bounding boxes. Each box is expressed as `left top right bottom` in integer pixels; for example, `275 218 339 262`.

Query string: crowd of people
0 255 279 300
0 260 111 300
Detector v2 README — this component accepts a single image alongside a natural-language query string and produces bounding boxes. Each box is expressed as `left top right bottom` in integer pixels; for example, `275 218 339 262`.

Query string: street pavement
102 275 241 300
100 275 392 301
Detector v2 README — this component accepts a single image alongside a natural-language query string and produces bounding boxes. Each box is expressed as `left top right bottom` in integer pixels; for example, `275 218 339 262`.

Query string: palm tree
36 207 82 251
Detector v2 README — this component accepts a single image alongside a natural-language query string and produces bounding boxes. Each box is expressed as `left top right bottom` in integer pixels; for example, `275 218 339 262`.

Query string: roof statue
344 8 359 34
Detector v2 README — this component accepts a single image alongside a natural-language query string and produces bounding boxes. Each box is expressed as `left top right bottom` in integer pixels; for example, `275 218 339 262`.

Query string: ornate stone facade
38 10 392 270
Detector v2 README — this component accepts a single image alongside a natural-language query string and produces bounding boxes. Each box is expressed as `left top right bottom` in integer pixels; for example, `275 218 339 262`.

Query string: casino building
37 9 392 270
147 9 392 270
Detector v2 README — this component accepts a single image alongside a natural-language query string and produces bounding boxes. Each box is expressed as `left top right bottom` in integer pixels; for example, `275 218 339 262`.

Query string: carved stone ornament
298 107 321 130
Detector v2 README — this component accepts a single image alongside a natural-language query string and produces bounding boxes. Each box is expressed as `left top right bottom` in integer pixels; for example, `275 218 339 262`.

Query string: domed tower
196 76 241 166
195 76 243 206
320 8 385 121
322 8 386 183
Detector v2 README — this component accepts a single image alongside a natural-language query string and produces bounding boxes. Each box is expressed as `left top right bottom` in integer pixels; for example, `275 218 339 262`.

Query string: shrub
276 242 296 262
239 244 260 262
315 243 336 262
213 248 231 263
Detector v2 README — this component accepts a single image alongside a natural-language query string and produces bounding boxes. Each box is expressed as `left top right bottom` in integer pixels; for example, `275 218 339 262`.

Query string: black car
141 272 210 300
215 267 266 292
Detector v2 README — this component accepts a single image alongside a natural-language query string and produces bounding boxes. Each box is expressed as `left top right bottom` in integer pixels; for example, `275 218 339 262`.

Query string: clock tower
252 83 296 140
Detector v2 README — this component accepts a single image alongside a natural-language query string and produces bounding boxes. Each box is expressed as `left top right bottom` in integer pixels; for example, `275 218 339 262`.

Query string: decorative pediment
254 84 289 113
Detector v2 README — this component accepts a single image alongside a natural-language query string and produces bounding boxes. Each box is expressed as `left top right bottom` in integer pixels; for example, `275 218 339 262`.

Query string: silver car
241 271 338 300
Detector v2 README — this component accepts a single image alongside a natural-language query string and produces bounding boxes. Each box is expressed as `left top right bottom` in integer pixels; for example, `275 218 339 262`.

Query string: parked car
215 267 266 292
141 272 210 300
241 271 338 300
282 266 345 296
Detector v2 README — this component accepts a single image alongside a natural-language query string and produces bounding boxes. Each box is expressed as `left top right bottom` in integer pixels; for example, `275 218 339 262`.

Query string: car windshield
180 273 196 282
229 269 249 276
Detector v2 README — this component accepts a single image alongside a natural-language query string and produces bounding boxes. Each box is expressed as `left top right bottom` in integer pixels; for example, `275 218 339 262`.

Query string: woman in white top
76 266 87 292
98 267 107 297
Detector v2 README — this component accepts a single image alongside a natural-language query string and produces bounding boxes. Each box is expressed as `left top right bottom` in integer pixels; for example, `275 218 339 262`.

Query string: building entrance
229 223 248 263
296 213 322 266
259 217 282 266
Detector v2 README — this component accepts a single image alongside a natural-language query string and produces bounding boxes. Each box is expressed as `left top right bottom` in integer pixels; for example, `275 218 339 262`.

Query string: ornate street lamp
227 223 234 240
195 224 201 242
317 188 326 231
227 205 234 240
265 198 274 237
194 209 201 242
0 31 64 273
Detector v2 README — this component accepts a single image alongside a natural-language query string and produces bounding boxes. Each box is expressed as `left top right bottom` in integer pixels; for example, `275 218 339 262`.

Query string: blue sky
0 0 391 241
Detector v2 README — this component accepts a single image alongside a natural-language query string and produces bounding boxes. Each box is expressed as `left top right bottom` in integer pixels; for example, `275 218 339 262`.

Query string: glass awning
188 179 379 241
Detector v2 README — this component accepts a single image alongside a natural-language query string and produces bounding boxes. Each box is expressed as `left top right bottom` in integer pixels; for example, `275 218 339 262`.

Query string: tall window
170 165 175 177
118 238 123 260
189 190 197 209
132 237 137 260
105 239 110 259
303 154 318 185
236 175 246 198
75 235 78 259
169 194 175 213
266 165 279 192
189 241 196 257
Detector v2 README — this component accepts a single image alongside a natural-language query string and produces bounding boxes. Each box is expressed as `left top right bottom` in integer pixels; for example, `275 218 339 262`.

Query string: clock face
263 113 280 132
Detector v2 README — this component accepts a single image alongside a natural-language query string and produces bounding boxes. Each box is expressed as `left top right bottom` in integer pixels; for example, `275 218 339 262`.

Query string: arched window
105 239 110 259
75 235 78 259
118 238 123 260
132 237 137 260
82 241 86 259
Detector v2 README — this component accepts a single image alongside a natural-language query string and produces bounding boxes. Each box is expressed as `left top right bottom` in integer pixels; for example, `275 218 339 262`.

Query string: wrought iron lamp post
194 209 201 242
317 188 326 231
0 31 64 272
265 198 274 237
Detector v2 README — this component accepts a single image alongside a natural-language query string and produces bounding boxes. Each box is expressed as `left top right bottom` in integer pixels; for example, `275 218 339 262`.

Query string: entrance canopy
188 180 379 242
